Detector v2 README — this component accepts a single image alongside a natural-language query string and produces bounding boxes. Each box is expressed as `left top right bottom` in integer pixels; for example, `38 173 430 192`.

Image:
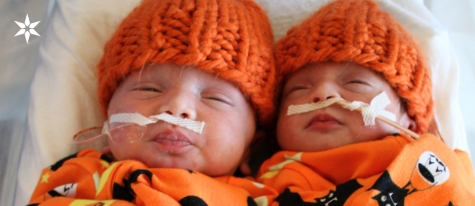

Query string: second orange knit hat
97 0 275 124
275 0 433 134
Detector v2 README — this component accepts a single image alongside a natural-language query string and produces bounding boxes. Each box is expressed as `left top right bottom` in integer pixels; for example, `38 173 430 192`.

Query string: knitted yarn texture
275 0 433 134
97 0 275 124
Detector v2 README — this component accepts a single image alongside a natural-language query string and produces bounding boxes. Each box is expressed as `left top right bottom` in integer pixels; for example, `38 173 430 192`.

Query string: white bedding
1 0 474 205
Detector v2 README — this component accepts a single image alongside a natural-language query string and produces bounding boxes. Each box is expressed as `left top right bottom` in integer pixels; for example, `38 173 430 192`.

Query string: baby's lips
307 112 342 128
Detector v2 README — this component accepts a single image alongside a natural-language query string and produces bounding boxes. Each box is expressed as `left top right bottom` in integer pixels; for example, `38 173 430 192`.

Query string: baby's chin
140 154 197 169
278 135 345 152
112 146 238 176
144 158 237 177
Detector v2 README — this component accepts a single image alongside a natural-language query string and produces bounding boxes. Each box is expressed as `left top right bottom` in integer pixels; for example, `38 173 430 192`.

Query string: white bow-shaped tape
109 113 205 134
286 92 396 126
343 92 396 126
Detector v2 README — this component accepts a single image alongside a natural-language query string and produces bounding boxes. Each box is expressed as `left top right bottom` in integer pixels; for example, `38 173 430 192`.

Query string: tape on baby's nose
287 97 343 115
109 113 205 134
286 92 396 126
151 113 205 134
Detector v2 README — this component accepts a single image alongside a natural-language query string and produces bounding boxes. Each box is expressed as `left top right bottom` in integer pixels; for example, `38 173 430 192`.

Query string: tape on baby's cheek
110 113 155 126
286 92 396 126
109 113 205 134
343 92 396 125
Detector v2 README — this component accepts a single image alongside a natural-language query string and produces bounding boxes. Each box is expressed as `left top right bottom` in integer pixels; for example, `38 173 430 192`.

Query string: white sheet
0 1 53 205
0 0 473 205
425 0 475 160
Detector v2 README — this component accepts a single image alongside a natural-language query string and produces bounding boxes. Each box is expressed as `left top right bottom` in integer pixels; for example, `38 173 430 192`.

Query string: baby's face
106 64 256 176
277 62 414 152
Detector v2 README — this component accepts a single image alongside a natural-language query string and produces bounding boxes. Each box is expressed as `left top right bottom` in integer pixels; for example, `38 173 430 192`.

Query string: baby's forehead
286 62 382 81
125 63 243 90
126 64 208 80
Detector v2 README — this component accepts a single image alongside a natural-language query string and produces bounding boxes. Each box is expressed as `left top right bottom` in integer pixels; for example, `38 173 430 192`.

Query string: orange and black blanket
256 134 475 205
28 148 277 206
28 134 475 205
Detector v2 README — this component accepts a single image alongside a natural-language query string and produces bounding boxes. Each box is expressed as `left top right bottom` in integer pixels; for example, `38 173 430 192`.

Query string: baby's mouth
153 130 193 153
307 113 342 129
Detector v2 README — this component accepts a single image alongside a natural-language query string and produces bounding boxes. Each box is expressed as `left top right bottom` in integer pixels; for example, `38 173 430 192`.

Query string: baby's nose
165 110 190 119
312 95 336 102
311 83 340 102
159 91 197 120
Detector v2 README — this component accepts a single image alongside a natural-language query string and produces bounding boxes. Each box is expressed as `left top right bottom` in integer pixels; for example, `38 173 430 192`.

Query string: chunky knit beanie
275 0 433 134
97 0 275 124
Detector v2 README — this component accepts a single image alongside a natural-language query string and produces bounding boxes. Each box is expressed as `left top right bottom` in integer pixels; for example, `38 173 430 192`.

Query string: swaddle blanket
28 149 277 206
256 134 475 205
29 134 475 205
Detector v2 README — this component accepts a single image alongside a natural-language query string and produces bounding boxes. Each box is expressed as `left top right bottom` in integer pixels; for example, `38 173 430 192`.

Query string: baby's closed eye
135 87 162 92
132 81 165 93
283 84 311 98
344 78 375 93
348 79 369 85
201 91 234 107
129 82 165 99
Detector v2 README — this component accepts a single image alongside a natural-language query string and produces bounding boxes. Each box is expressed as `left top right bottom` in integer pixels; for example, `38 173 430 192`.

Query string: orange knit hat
275 0 433 134
97 0 275 124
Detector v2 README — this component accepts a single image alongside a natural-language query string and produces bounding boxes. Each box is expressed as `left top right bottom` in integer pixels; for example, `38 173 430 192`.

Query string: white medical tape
110 113 156 126
343 92 396 126
287 97 343 115
150 113 205 134
286 92 396 126
109 113 205 134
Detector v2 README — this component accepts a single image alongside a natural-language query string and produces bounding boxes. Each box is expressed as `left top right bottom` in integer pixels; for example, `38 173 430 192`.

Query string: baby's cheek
276 117 296 142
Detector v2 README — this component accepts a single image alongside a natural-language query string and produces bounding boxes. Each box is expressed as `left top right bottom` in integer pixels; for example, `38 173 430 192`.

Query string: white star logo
15 14 40 44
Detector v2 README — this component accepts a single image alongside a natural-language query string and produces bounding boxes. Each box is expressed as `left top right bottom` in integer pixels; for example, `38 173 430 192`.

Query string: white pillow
16 0 468 204
16 0 140 204
29 0 142 160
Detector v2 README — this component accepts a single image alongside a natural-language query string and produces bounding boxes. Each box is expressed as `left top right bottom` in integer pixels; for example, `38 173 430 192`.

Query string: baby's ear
101 145 112 155
238 140 255 176
399 112 417 131
239 157 252 176
239 129 266 176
